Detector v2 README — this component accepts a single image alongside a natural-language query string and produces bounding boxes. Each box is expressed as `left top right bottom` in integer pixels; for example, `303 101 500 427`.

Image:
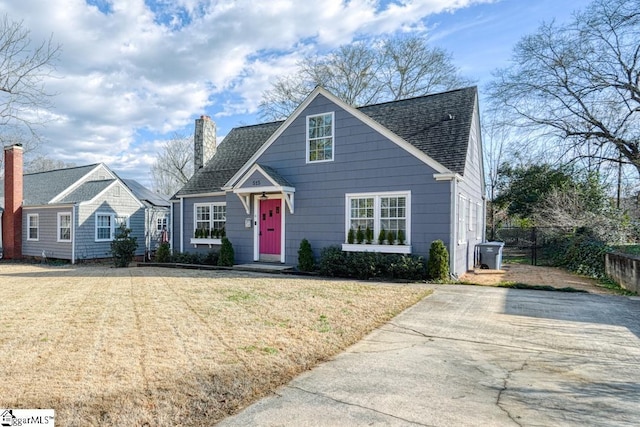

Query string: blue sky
0 0 593 187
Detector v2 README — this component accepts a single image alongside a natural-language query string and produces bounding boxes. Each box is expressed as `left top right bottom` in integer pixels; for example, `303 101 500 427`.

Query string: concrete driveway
217 285 640 426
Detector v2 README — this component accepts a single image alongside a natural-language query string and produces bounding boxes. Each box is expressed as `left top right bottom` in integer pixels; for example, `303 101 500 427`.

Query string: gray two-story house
171 86 485 277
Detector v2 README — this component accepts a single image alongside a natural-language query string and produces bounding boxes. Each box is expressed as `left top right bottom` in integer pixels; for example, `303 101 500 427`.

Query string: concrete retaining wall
606 252 640 294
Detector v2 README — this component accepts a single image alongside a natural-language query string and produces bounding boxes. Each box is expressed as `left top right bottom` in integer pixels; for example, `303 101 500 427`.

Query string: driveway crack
496 354 538 427
286 385 435 426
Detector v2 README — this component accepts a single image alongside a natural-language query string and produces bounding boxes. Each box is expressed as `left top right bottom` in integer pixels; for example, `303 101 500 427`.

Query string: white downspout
71 204 77 264
179 197 184 253
450 179 458 278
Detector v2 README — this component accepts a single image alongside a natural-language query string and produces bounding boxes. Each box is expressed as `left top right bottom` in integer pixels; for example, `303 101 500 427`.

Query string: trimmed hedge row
317 245 435 281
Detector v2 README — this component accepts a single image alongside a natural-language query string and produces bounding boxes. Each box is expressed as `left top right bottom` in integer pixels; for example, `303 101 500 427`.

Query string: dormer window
306 112 334 163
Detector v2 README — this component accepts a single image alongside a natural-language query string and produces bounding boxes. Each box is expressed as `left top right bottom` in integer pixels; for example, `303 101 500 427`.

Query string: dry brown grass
0 264 431 426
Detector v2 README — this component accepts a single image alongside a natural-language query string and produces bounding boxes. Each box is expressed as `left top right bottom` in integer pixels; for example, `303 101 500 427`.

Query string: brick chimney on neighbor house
3 144 24 259
194 115 216 171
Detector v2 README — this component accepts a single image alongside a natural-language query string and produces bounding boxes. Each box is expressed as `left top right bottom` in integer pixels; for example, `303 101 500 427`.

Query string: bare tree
260 36 471 120
25 154 75 173
0 14 61 141
533 187 633 244
488 0 640 178
150 133 194 196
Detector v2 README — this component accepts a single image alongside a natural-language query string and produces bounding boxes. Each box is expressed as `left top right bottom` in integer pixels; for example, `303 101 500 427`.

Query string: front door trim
253 193 285 263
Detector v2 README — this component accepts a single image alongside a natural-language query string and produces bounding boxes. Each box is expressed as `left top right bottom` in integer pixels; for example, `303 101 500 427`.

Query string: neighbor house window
307 112 334 163
58 213 71 242
157 217 167 231
27 214 39 241
193 203 226 236
458 194 467 243
95 213 129 241
345 192 410 244
96 213 112 241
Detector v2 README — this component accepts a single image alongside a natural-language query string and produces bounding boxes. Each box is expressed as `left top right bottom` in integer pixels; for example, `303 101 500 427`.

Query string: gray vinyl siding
453 99 485 275
233 94 453 265
171 201 181 251
22 207 74 260
74 183 144 261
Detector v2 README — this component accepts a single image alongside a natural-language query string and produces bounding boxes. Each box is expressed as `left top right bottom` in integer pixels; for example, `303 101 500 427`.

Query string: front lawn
0 264 430 426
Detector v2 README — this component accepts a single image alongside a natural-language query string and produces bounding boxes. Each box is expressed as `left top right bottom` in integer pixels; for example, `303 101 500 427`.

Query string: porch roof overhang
230 164 296 214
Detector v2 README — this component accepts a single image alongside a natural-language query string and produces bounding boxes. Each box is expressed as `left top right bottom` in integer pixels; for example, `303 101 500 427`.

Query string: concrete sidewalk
217 285 640 426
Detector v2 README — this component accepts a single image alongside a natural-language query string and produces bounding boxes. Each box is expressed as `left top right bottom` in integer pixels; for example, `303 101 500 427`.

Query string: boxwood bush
318 246 428 281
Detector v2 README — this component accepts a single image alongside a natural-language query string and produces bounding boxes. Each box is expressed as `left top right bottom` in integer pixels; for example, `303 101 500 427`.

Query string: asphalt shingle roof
258 164 293 187
358 86 477 176
123 179 170 207
57 179 115 203
175 121 283 197
175 87 477 197
0 164 100 206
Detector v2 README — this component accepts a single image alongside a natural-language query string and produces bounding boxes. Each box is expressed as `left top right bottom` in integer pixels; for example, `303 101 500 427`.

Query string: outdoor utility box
476 241 505 270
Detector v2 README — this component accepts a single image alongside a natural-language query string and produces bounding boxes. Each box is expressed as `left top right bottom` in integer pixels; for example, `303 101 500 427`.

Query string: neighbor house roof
122 179 170 207
57 179 115 203
0 164 100 207
175 86 478 197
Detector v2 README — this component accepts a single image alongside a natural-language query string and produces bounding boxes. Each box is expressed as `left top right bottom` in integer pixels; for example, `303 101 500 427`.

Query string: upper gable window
306 112 334 163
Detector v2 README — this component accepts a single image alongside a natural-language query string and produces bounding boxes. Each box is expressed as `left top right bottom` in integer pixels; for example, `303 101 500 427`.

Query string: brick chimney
194 115 216 170
3 144 24 259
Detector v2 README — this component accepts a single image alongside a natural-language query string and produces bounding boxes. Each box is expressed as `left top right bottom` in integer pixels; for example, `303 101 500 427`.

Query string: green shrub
356 226 365 244
218 237 235 266
554 228 611 278
318 246 427 281
318 246 351 277
397 229 405 245
203 250 219 265
427 240 449 280
386 230 396 245
347 228 355 244
155 242 170 263
297 238 315 272
387 254 427 280
110 224 138 268
365 226 373 244
378 228 386 244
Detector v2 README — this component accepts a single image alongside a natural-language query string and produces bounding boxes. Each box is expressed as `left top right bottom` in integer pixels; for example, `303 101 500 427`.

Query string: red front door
259 199 281 255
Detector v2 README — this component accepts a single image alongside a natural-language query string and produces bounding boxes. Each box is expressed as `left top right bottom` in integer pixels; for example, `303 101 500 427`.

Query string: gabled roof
1 163 159 209
176 86 478 197
0 164 100 206
175 121 283 197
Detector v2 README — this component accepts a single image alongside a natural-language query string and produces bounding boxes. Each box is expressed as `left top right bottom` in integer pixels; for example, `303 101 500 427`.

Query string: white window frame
157 216 168 231
95 213 130 242
95 213 113 242
27 214 39 241
57 212 72 242
458 194 468 244
306 112 334 163
342 191 411 254
193 202 226 235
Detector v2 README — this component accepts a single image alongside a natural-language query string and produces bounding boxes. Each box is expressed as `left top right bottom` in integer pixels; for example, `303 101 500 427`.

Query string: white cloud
0 0 495 185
